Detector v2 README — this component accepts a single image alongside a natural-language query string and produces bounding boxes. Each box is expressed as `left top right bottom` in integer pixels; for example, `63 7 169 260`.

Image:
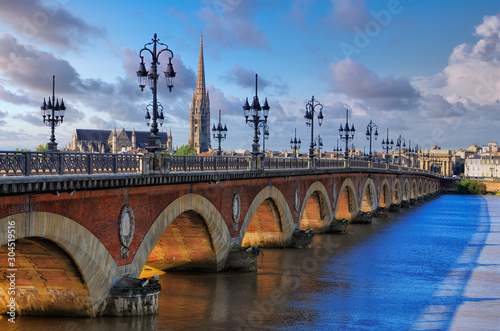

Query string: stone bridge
0 152 445 317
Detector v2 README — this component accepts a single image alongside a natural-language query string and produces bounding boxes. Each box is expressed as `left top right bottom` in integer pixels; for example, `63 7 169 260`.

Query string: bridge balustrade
0 151 437 177
0 151 141 176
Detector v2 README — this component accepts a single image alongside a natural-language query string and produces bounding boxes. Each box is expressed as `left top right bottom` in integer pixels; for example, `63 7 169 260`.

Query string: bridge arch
239 185 294 247
379 179 391 208
411 179 418 200
0 212 116 317
335 178 359 221
132 194 232 274
392 178 402 205
360 178 377 213
299 181 333 232
403 178 411 202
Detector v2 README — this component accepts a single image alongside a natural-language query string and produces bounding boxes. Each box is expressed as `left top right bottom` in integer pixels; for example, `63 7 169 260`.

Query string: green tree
35 143 49 151
174 145 196 155
457 179 486 195
14 147 30 151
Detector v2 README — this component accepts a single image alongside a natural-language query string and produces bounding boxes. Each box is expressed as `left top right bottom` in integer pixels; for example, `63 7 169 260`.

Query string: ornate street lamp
339 109 355 160
365 120 378 161
381 129 394 163
137 33 176 152
304 96 324 165
41 75 66 151
315 135 323 159
396 134 406 165
334 139 342 160
290 128 301 158
260 124 270 157
243 74 270 169
212 109 228 156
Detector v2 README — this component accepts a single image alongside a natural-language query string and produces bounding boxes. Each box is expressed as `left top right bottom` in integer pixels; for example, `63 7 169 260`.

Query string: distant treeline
457 179 487 195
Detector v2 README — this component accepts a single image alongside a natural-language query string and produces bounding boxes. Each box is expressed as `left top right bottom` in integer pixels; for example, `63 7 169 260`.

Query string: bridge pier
373 206 389 217
103 276 160 316
326 218 349 234
222 245 260 272
288 228 314 248
401 200 410 208
388 203 401 212
351 211 373 224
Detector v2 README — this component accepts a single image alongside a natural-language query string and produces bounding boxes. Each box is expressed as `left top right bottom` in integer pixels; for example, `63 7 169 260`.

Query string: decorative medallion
118 204 135 259
232 193 241 232
294 188 300 216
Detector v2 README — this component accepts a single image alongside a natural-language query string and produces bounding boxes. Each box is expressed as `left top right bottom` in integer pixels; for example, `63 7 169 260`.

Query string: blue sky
1 0 500 152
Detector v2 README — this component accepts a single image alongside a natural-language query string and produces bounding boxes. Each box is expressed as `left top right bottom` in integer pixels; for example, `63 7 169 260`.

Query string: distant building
69 128 172 153
188 34 211 154
465 156 500 178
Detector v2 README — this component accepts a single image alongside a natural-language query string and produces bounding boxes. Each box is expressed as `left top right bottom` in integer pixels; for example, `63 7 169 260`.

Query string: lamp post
381 129 394 163
304 96 324 167
261 124 270 157
339 109 355 161
290 128 301 158
365 120 378 161
314 135 323 159
137 33 176 152
41 75 66 151
212 109 228 156
243 74 270 170
334 139 342 160
396 134 406 166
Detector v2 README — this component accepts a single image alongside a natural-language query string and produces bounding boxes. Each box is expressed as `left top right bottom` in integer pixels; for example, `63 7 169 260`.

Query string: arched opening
242 198 283 247
360 183 374 213
0 238 92 316
411 181 418 200
300 191 327 231
403 180 410 201
143 210 216 273
392 181 401 204
336 186 356 220
379 183 390 208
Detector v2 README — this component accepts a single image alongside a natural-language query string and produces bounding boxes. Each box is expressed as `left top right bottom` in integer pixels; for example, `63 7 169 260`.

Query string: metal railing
0 151 140 176
0 151 439 177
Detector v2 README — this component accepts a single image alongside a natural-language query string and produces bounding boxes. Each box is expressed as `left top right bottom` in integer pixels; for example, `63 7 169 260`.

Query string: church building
69 128 172 153
188 34 211 153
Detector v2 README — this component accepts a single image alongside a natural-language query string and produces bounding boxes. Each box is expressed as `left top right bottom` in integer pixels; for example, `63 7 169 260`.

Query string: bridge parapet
1 151 439 177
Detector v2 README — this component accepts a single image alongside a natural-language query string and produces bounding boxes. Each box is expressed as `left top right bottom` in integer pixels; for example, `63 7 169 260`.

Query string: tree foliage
174 145 196 155
35 143 49 151
457 179 486 195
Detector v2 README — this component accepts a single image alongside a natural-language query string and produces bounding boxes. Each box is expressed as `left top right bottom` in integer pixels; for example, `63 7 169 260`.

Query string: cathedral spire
196 33 206 96
188 34 211 153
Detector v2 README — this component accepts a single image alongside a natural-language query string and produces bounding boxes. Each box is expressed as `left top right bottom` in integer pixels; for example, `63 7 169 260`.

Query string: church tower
188 34 211 153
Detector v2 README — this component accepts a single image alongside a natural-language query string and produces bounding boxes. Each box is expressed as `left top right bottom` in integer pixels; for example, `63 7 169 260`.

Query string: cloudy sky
0 0 500 152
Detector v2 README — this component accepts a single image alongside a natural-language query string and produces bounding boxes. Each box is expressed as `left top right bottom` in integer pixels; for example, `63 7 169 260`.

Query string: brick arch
298 181 333 232
403 178 411 201
335 178 359 221
239 185 294 247
360 178 377 213
379 178 391 208
392 178 402 204
418 180 424 197
424 181 429 195
0 212 116 317
132 194 232 274
411 179 418 199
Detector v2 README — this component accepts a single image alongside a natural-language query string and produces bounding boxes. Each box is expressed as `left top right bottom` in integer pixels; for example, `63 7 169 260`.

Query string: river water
2 194 498 330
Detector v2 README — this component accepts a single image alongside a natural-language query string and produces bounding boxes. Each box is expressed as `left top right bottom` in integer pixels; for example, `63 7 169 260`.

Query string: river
2 194 498 330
